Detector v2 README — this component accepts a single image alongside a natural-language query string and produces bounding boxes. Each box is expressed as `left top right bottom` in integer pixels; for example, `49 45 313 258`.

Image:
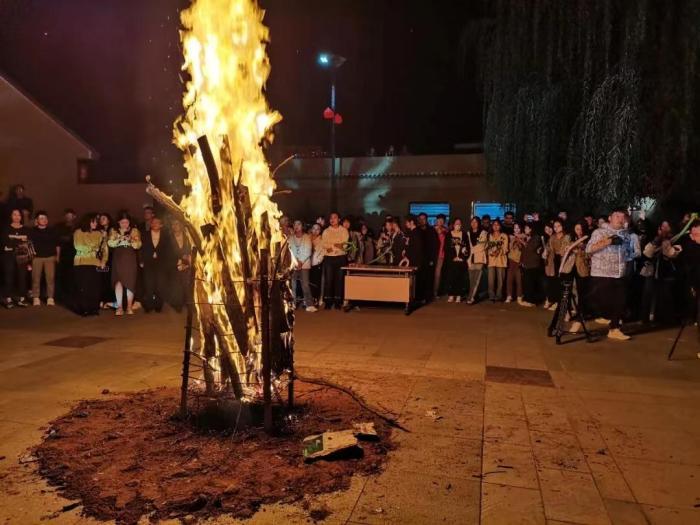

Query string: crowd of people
2 183 699 343
282 208 700 342
1 184 193 316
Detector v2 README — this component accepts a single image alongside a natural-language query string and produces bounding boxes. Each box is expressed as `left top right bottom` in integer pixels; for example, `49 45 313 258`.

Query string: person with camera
586 208 636 340
1 208 31 308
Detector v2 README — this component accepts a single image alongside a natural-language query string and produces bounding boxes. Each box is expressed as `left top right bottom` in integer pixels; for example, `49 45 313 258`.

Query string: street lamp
317 51 346 211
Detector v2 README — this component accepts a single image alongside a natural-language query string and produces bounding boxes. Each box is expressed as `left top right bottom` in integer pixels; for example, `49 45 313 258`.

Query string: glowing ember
173 0 283 398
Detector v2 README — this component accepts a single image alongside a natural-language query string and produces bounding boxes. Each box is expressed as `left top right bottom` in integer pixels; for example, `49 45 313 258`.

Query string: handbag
15 241 36 266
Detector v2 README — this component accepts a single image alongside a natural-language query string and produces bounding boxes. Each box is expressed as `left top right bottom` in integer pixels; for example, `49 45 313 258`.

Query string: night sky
0 0 481 183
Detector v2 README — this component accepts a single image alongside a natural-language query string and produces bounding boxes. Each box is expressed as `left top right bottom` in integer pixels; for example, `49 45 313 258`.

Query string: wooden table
342 265 417 314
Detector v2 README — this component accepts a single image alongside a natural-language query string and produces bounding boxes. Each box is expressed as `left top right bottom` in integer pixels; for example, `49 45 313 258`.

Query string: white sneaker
505 296 512 303
33 298 41 306
548 302 558 311
447 296 455 303
47 298 55 306
595 317 610 325
518 298 534 307
569 321 582 334
305 306 318 312
608 328 630 341
455 296 462 303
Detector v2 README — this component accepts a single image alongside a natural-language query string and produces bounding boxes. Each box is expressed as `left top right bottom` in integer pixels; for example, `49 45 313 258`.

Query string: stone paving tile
640 504 700 524
484 382 525 418
523 398 575 435
350 465 480 524
484 413 531 445
537 468 611 525
481 483 546 525
598 424 700 465
584 452 636 502
616 457 700 509
389 432 482 480
482 441 539 489
530 430 589 473
603 499 648 525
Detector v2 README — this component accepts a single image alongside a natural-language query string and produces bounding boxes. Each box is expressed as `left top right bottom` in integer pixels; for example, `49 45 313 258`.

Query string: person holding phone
1 208 31 308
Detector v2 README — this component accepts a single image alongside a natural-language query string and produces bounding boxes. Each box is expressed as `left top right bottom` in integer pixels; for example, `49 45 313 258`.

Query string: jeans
505 260 522 298
323 255 347 306
2 252 27 300
32 256 56 299
487 266 505 301
467 265 484 302
292 268 313 307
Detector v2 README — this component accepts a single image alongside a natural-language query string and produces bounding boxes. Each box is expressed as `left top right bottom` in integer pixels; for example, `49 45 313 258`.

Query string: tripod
547 274 594 344
667 291 699 361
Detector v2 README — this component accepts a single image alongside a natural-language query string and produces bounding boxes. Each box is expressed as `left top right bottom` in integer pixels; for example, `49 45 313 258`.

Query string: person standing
571 221 592 314
73 213 108 316
169 218 193 313
402 215 426 302
502 211 516 236
487 219 509 302
433 214 448 298
466 216 487 304
6 184 33 219
359 224 376 265
97 213 114 309
444 218 468 302
1 208 31 308
55 208 77 304
417 213 439 302
108 212 142 315
29 211 60 306
289 220 316 312
586 208 636 340
309 223 324 303
505 222 526 304
139 216 171 313
520 222 543 306
544 219 571 310
321 212 349 309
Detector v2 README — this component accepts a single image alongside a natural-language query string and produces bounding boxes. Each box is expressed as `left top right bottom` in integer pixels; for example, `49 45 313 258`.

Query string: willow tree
466 0 700 212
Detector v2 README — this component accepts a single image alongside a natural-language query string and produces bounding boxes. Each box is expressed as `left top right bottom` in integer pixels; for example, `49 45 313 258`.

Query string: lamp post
318 52 346 211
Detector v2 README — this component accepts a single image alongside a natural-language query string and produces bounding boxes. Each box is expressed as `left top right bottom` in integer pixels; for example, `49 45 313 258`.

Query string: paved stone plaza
1 301 699 524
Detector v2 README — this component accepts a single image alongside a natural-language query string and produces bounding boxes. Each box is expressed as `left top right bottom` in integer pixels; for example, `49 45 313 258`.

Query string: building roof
0 70 98 158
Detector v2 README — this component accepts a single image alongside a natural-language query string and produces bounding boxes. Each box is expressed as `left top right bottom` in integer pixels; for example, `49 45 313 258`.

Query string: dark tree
465 0 700 212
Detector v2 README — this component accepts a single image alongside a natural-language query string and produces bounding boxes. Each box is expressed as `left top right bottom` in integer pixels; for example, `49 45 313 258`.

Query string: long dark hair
78 213 98 232
489 218 503 235
114 211 133 232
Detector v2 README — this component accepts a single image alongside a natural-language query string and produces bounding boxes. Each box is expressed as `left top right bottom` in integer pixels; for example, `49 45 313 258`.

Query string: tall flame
174 0 282 396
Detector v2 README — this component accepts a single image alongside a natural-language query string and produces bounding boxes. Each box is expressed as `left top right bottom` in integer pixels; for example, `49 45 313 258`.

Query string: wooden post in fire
260 250 272 432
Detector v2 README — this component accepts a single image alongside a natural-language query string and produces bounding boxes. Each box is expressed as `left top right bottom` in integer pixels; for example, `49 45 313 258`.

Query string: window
408 202 450 225
471 201 516 220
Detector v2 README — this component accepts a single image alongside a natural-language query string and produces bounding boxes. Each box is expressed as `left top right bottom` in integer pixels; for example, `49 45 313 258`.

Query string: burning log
149 0 294 420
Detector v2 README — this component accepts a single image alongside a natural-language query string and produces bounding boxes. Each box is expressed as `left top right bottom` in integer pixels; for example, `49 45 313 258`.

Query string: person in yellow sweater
107 212 142 315
487 219 509 302
73 213 109 316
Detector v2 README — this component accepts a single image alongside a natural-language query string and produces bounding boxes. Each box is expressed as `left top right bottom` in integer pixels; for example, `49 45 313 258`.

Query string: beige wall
0 75 150 221
272 154 496 229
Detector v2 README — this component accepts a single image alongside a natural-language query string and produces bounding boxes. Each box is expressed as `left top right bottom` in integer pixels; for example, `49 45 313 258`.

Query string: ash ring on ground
33 383 394 524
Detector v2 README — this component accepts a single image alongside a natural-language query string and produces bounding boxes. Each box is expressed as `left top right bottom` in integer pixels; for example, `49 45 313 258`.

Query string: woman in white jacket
289 220 316 312
466 216 488 304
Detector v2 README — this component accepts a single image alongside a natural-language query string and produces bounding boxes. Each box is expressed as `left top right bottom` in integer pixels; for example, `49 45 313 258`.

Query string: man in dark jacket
417 213 438 302
139 216 172 312
403 214 427 302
